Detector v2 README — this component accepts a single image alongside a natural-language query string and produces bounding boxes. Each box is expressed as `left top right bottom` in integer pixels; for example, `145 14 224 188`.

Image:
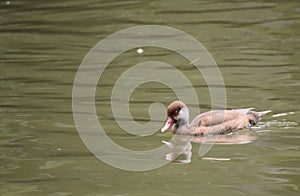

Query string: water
1 0 300 195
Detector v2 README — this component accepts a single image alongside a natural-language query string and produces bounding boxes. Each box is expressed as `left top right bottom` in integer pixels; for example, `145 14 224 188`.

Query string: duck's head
161 101 189 133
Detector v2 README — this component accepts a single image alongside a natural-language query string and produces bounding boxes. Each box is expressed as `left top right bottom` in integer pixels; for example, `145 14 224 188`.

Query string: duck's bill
161 117 174 132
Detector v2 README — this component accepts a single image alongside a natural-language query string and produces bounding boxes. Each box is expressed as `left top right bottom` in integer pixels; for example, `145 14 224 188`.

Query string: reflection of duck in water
161 101 271 163
162 134 193 163
161 101 270 136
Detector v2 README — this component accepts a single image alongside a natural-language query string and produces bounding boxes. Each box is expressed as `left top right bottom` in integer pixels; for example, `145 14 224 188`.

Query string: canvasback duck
161 101 270 136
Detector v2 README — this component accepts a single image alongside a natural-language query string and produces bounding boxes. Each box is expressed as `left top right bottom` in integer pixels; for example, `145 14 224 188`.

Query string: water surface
1 0 300 195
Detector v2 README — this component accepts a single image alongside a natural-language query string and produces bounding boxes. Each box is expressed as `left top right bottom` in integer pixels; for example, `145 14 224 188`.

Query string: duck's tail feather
258 110 272 117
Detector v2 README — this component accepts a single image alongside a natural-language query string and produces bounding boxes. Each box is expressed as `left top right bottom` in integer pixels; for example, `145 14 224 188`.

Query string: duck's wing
190 117 250 136
190 110 246 127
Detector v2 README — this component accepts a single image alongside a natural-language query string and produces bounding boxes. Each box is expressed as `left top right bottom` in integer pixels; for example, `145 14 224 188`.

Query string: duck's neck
174 107 190 131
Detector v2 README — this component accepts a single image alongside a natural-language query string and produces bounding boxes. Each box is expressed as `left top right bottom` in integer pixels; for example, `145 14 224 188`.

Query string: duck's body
161 101 270 136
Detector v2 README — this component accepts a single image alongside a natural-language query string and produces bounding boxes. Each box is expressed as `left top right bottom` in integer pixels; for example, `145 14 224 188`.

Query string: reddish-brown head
161 101 188 133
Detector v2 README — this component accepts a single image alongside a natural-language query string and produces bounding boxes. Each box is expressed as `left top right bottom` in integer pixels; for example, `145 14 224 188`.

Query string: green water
1 0 300 195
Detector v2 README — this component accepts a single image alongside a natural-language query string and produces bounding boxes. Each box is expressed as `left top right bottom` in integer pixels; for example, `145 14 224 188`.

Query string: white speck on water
57 148 61 151
5 1 11 5
137 48 144 54
272 112 295 118
272 113 287 117
202 157 231 161
256 129 271 133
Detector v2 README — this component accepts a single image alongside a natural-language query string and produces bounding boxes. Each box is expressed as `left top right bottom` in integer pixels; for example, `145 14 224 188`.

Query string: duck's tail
246 110 271 126
258 110 272 117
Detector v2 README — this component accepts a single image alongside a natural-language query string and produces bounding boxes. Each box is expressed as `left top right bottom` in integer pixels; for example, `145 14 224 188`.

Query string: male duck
161 101 270 136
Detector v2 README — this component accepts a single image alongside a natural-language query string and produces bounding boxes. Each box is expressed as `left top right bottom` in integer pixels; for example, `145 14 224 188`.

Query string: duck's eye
174 110 179 116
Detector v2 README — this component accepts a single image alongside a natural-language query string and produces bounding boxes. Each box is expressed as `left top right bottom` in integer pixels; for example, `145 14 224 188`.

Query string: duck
161 101 270 136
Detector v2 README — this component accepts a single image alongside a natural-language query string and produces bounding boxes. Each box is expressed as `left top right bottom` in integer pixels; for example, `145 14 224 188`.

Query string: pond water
1 0 300 195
